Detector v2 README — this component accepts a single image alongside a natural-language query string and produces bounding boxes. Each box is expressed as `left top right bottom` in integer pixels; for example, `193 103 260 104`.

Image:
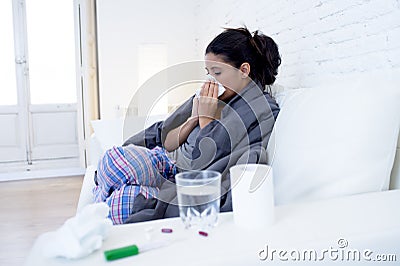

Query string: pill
161 228 173 233
198 231 208 237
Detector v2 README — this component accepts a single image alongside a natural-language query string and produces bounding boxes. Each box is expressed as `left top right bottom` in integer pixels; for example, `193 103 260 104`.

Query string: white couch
77 70 400 214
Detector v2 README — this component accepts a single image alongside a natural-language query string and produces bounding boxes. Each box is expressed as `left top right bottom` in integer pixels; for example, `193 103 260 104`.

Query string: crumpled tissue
195 74 225 98
42 202 112 259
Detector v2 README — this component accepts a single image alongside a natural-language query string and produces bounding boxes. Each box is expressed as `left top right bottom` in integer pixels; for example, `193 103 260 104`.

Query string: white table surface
25 189 400 266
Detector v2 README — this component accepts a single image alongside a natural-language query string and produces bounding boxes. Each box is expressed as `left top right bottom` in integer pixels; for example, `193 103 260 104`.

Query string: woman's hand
198 80 219 128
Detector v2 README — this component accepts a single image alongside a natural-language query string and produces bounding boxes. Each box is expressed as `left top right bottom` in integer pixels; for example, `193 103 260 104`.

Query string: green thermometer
104 240 171 261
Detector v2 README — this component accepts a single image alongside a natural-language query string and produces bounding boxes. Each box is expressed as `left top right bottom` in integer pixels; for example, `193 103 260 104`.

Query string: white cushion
268 72 400 205
90 114 167 152
91 118 124 151
269 83 306 109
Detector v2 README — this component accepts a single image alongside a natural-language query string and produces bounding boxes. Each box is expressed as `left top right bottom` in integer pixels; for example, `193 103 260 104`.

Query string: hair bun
206 26 281 88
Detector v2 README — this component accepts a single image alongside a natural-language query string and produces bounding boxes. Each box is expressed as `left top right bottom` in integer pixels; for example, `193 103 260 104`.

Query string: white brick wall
97 0 400 118
195 0 400 88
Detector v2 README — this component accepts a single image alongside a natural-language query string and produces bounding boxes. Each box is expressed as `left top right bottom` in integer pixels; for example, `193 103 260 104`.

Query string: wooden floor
0 175 83 266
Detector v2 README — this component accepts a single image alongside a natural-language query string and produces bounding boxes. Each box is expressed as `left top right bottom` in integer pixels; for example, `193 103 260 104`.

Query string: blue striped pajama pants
93 145 176 224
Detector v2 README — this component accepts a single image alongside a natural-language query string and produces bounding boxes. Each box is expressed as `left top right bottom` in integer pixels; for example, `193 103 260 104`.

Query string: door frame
0 0 89 180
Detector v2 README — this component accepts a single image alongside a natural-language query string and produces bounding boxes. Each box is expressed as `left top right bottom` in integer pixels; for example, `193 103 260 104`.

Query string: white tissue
195 74 226 98
42 202 112 259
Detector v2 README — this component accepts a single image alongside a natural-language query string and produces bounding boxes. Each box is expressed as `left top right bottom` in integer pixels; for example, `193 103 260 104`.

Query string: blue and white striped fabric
93 145 176 224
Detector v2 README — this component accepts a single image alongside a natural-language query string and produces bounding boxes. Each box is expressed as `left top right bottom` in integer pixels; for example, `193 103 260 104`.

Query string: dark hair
205 27 281 89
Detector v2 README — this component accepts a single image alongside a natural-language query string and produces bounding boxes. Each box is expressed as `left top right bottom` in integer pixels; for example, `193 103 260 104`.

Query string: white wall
97 0 400 118
96 0 198 119
195 0 400 88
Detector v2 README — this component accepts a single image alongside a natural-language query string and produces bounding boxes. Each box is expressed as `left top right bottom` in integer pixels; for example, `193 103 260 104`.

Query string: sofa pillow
91 114 167 152
91 118 124 151
268 83 306 109
268 72 400 205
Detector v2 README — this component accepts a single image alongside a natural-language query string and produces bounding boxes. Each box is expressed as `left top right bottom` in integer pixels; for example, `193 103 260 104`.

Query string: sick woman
93 27 281 224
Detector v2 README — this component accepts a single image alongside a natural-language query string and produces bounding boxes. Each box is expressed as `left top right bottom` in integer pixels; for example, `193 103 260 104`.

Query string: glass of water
175 170 221 230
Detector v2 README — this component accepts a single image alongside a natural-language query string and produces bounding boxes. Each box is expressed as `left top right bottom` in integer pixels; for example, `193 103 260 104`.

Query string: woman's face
204 53 250 102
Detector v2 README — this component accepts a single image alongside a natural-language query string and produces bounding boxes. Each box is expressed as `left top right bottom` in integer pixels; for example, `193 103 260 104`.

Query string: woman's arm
164 98 199 152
